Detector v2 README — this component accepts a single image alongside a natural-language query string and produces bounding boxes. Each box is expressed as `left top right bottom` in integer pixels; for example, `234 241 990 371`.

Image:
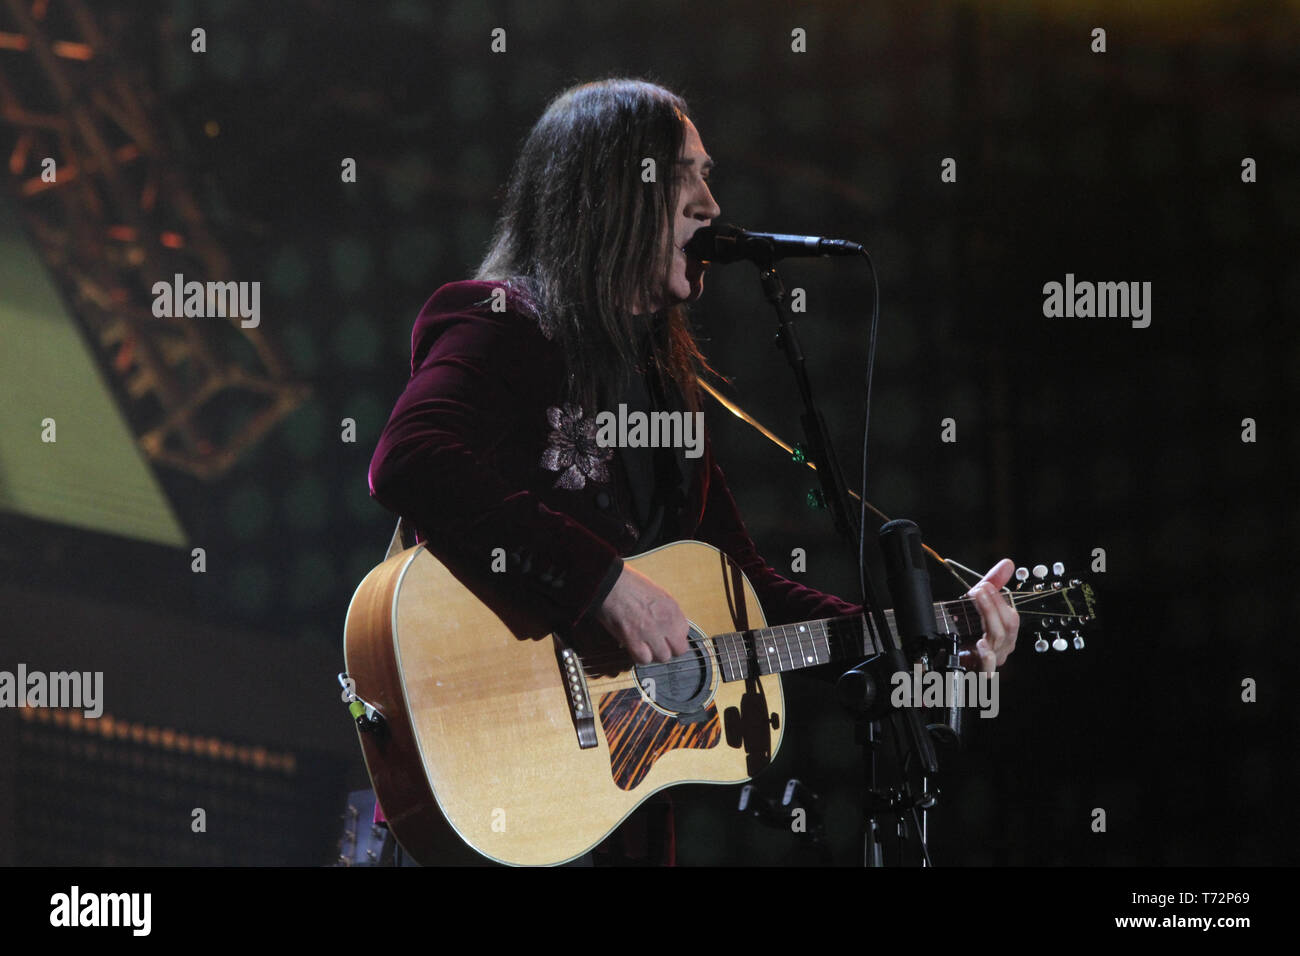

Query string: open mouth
679 242 706 288
679 240 706 267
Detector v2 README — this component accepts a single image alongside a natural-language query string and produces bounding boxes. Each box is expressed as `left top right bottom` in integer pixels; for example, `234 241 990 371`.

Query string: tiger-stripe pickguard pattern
597 688 721 790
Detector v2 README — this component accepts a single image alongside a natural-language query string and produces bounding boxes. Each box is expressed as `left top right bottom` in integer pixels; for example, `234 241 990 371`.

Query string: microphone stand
748 248 939 867
755 265 856 542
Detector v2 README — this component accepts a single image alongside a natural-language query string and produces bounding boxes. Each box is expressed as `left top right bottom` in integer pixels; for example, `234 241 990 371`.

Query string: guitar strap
696 375 970 591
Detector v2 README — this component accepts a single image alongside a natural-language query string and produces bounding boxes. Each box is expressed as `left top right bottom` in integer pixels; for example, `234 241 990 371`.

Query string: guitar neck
711 599 983 683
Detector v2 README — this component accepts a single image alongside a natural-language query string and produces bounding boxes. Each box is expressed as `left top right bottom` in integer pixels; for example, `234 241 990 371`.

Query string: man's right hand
593 564 690 664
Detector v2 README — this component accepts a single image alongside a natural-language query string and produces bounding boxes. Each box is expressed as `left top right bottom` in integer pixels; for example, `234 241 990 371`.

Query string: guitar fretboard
711 599 983 683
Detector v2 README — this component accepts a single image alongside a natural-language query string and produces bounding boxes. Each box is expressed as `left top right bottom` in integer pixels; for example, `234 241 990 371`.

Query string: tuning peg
1051 631 1067 652
1034 634 1048 653
1015 567 1029 587
1032 564 1048 580
1052 561 1065 576
1071 630 1085 651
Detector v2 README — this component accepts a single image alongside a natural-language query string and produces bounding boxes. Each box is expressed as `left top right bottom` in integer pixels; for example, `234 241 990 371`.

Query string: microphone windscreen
684 223 744 263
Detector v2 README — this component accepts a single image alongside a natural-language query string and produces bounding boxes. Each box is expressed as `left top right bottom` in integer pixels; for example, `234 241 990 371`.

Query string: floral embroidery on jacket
540 404 612 490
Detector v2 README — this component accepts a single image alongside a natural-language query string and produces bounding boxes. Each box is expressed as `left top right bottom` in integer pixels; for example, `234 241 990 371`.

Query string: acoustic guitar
342 539 1096 866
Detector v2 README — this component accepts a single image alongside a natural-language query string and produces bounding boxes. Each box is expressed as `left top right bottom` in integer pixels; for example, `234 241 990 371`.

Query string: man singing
368 77 1018 864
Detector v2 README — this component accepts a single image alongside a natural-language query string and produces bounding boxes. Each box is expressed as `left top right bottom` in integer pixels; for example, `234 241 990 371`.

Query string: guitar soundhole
633 623 714 717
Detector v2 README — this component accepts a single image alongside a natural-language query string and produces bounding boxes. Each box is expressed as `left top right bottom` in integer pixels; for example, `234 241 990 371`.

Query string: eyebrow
676 157 715 172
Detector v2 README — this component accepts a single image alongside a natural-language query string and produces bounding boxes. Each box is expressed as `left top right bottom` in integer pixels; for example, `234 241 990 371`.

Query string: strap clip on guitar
338 672 384 733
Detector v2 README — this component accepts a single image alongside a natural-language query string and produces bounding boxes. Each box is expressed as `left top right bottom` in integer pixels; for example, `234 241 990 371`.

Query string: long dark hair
476 77 708 412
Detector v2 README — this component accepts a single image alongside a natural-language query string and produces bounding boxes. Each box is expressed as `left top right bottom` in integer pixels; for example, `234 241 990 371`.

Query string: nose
693 182 721 222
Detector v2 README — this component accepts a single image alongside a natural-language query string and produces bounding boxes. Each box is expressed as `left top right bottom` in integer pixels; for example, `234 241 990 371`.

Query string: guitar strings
563 588 1089 685
564 600 1081 676
592 585 1085 663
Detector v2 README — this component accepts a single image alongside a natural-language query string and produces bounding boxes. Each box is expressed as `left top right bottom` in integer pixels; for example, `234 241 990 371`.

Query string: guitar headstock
1009 562 1100 653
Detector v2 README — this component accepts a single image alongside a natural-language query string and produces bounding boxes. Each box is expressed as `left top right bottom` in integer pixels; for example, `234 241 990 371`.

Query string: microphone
879 519 964 747
878 519 940 663
684 223 864 264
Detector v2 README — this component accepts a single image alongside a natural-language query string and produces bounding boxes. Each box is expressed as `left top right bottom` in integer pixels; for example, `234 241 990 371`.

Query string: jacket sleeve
367 291 623 634
692 438 865 627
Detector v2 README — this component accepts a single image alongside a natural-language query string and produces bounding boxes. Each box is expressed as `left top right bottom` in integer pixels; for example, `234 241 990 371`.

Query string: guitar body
344 539 785 866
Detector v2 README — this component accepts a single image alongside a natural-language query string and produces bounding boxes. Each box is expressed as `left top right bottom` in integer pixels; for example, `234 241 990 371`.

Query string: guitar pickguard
597 688 721 790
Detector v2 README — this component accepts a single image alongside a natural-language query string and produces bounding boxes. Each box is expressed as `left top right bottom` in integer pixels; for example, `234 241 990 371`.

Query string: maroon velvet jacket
367 279 866 864
367 280 863 635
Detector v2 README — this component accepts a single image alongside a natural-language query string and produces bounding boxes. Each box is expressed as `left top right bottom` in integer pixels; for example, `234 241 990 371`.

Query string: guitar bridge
555 639 597 749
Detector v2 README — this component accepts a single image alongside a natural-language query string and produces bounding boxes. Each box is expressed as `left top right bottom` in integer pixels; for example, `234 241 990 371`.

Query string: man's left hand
968 558 1019 673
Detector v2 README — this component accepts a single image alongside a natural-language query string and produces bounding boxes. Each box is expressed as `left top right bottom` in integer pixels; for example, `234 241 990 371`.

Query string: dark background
1 0 1295 866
